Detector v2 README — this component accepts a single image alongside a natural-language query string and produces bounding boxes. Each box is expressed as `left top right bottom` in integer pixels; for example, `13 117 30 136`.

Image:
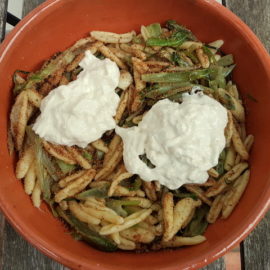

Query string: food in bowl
8 20 253 252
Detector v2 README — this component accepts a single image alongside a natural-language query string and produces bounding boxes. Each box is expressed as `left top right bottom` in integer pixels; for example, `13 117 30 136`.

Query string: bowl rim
0 0 270 269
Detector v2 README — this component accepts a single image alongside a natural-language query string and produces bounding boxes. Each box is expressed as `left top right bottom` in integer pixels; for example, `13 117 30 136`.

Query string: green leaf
215 148 227 176
121 176 142 191
172 192 198 200
56 207 117 252
82 151 93 162
223 64 236 77
56 159 76 174
145 21 192 47
217 54 234 66
171 52 190 67
183 205 209 237
124 205 142 215
147 32 187 47
25 127 59 181
129 177 142 191
142 82 211 100
25 127 59 217
208 66 226 89
223 93 236 110
106 199 140 217
141 23 162 40
165 20 196 41
184 50 199 64
142 68 212 83
76 183 110 200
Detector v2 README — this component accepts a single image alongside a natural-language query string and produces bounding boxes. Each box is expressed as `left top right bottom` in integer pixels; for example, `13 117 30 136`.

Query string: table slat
240 211 270 270
226 0 270 52
2 0 67 265
201 258 226 270
2 222 68 270
226 1 270 269
0 0 7 41
1 2 64 269
22 0 44 17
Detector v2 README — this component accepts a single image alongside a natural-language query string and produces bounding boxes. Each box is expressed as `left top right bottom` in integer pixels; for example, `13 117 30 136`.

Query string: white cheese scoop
33 51 120 148
116 93 228 189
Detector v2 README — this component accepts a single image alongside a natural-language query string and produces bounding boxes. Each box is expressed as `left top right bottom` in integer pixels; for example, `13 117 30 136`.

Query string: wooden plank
201 258 226 270
0 214 6 269
0 1 65 268
22 0 45 17
0 0 7 41
226 0 270 52
226 1 270 269
240 211 270 270
2 222 68 270
1 1 67 268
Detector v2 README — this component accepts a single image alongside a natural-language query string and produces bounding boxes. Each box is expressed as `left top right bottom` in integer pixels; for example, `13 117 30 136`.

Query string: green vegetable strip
150 86 192 100
56 159 76 174
217 54 234 66
173 192 198 200
26 127 59 181
82 151 93 162
184 50 199 64
224 93 236 110
183 205 209 237
215 149 227 176
144 82 212 97
124 205 142 215
142 68 212 83
218 89 236 110
147 23 162 37
56 207 117 252
76 184 110 199
165 20 197 41
106 199 140 217
171 52 190 67
128 177 142 191
223 64 236 77
141 23 162 40
26 127 58 216
147 32 187 47
147 38 180 47
209 66 227 89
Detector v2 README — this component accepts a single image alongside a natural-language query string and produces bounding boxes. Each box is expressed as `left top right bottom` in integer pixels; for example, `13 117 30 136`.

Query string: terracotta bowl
0 0 270 269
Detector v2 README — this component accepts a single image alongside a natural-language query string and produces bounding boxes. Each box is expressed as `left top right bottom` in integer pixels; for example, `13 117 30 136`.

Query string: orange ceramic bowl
0 0 270 269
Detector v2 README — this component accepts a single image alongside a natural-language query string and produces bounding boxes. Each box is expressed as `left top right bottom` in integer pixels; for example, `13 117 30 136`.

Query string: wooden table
0 0 269 269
